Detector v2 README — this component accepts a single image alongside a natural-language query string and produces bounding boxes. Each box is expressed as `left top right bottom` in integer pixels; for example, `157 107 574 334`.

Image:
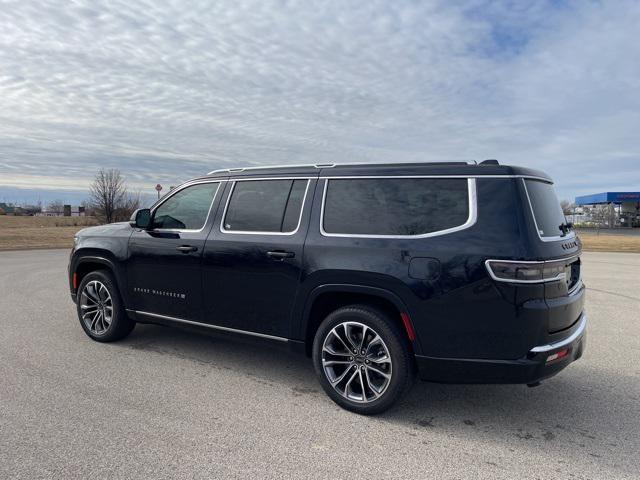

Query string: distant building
574 192 640 228
37 205 86 217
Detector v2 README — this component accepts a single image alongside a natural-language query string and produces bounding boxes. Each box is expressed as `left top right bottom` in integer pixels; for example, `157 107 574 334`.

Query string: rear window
524 179 567 238
322 178 470 236
223 179 308 233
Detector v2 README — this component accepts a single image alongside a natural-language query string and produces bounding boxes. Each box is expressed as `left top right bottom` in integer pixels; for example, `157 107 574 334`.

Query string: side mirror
130 208 151 229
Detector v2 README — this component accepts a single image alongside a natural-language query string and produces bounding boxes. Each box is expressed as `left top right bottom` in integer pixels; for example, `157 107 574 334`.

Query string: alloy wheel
80 280 113 335
321 321 393 403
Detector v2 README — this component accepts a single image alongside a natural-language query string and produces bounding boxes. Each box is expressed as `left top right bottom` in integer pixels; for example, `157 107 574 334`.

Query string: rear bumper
415 312 587 384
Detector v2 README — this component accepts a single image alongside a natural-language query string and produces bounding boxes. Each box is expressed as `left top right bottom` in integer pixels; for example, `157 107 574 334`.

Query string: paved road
1 250 639 479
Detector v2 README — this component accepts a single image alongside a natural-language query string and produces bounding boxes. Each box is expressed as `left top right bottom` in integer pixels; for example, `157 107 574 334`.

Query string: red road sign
155 184 162 192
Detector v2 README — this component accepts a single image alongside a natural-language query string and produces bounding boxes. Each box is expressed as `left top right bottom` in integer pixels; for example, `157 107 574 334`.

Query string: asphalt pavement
1 249 639 479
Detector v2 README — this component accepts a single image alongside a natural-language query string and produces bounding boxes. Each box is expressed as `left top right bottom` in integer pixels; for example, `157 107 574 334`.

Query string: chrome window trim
135 310 288 342
530 313 587 353
522 178 576 243
319 177 477 239
150 180 224 234
484 254 580 284
220 177 312 236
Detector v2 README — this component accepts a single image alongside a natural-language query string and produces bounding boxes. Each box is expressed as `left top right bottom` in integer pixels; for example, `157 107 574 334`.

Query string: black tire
312 304 414 415
76 270 135 342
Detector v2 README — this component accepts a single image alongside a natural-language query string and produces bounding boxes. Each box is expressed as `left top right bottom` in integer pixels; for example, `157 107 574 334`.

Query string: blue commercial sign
575 192 640 205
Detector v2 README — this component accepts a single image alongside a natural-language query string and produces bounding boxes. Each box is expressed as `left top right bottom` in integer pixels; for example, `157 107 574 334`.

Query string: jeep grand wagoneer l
69 160 585 414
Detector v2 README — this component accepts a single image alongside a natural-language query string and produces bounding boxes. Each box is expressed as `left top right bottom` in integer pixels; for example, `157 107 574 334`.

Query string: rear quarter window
524 179 567 239
322 178 471 236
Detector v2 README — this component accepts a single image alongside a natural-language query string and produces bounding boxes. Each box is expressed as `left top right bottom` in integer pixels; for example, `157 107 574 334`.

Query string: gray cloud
0 0 638 202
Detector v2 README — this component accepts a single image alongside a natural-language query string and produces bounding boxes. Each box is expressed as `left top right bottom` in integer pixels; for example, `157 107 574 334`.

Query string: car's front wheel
76 270 135 342
312 304 414 415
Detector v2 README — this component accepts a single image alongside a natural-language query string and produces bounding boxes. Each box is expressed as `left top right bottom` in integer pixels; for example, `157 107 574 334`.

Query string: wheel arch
71 250 127 303
302 284 420 356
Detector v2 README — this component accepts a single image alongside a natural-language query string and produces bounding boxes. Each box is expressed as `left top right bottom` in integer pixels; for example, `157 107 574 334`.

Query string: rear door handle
176 245 198 253
266 250 295 260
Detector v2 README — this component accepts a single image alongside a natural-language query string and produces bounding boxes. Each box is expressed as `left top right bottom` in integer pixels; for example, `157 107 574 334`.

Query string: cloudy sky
0 0 638 204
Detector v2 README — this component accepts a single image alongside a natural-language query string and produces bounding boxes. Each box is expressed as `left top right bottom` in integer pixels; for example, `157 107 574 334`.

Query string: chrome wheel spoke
366 364 391 379
97 284 107 302
84 284 100 304
81 304 98 314
343 323 359 352
323 337 351 356
329 364 355 386
357 368 368 402
90 311 101 331
321 321 392 404
323 359 352 367
344 368 359 394
364 368 381 399
365 334 382 356
367 354 391 365
358 325 368 352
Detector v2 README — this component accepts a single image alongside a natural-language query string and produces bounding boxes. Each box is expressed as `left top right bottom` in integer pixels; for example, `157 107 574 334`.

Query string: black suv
69 161 586 414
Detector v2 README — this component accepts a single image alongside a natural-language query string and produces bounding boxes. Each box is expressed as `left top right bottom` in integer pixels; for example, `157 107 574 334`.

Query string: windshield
524 179 568 239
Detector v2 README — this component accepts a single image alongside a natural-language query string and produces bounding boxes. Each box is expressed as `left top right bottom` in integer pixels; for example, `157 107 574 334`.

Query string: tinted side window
323 178 470 236
524 179 567 238
153 182 219 230
223 179 308 233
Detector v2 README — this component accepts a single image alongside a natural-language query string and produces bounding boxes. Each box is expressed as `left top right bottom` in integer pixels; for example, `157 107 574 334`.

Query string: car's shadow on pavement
119 322 633 462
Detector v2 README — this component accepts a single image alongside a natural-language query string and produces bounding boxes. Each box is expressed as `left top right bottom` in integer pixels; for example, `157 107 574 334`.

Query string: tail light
485 258 569 284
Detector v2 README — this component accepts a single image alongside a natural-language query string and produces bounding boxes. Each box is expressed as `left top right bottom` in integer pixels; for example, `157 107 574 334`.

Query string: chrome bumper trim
530 313 587 354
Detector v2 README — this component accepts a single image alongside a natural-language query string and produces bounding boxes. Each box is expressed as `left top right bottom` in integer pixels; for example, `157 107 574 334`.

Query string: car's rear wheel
312 304 414 415
76 270 135 342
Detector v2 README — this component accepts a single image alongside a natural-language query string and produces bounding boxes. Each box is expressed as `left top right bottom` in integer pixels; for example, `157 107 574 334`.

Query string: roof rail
479 159 499 165
207 160 476 175
208 163 335 175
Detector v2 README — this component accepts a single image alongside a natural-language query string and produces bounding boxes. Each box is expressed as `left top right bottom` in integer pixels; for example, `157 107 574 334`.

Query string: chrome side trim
521 178 576 243
135 311 289 342
530 313 587 353
219 178 311 236
319 177 477 239
149 180 224 234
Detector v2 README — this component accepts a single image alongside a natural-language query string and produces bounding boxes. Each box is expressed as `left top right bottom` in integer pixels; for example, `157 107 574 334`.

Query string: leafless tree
89 169 126 223
590 204 615 229
560 199 574 216
47 199 65 215
114 190 142 222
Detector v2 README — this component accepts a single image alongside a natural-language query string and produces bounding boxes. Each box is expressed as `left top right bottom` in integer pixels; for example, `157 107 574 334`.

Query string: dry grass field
1 216 639 252
0 216 99 250
578 233 640 252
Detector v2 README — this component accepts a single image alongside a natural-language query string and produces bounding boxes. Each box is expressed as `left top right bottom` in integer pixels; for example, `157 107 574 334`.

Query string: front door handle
266 250 295 260
176 245 198 253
